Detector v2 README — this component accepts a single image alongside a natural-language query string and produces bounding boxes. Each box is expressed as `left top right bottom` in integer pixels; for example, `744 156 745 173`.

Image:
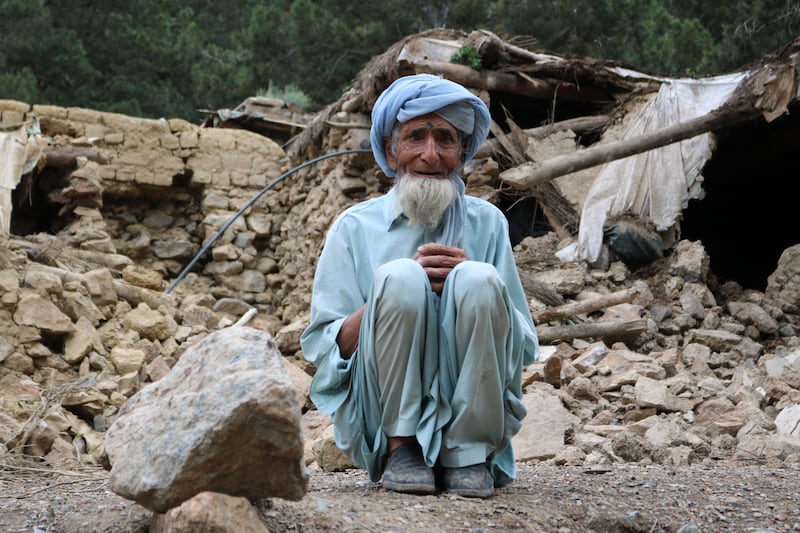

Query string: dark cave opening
10 168 71 236
680 104 800 291
498 194 552 245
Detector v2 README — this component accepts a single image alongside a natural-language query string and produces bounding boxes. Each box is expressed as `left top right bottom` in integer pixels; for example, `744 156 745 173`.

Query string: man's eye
437 134 457 146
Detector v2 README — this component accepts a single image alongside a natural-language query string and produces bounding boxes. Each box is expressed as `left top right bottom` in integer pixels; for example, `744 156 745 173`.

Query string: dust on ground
2 458 798 532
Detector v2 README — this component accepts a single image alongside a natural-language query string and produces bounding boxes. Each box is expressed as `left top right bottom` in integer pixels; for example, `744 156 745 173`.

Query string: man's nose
419 135 439 163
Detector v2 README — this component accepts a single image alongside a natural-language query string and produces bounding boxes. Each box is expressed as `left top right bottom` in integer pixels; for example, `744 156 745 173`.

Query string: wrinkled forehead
396 113 459 135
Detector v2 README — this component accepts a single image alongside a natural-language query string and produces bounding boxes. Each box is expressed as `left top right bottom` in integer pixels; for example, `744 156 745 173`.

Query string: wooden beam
44 146 109 168
533 287 639 324
476 115 611 159
412 60 612 103
500 108 756 190
536 319 647 344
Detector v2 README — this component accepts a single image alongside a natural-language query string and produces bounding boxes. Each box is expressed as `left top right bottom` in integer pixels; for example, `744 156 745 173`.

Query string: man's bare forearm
336 304 365 359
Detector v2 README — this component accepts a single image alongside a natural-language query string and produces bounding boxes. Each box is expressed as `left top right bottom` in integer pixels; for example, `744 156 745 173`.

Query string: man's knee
374 258 429 313
449 262 504 308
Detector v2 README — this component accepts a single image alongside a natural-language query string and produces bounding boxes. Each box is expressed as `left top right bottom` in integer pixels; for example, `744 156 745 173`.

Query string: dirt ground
2 458 798 533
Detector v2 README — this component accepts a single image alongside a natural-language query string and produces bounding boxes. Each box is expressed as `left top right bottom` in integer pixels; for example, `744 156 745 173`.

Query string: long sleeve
300 213 364 415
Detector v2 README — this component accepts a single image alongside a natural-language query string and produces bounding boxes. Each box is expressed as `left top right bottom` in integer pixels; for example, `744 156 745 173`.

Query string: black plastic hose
165 147 372 294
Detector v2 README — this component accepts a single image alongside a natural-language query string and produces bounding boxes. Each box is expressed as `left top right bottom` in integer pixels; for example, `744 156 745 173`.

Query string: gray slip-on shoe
443 463 495 498
382 443 436 495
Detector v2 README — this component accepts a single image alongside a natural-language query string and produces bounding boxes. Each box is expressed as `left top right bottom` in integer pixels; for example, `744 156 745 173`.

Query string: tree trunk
475 115 610 159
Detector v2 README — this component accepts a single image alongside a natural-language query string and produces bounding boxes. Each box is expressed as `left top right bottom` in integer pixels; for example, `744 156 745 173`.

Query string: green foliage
0 0 796 120
245 0 419 108
257 82 312 110
450 46 483 70
0 68 39 104
579 0 717 75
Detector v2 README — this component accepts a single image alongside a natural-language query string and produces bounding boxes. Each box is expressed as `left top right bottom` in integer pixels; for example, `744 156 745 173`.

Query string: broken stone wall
0 99 309 329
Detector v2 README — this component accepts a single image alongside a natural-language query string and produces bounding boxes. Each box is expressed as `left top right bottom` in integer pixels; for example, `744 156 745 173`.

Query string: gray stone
151 492 269 533
774 404 800 439
312 424 357 472
23 269 63 295
105 327 308 512
684 328 743 352
241 269 266 292
513 383 580 460
634 376 691 412
765 243 800 314
13 293 74 335
64 316 106 364
668 240 709 283
121 303 178 341
152 239 196 260
727 301 779 334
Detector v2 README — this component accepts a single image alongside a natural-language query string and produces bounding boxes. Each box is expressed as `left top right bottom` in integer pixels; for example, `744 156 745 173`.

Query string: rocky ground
1 458 799 532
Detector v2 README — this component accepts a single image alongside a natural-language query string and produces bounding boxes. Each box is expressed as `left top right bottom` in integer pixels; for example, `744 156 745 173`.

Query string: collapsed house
281 28 800 292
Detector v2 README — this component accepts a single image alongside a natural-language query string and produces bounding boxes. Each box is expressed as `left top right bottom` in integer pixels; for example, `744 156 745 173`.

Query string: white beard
394 173 459 231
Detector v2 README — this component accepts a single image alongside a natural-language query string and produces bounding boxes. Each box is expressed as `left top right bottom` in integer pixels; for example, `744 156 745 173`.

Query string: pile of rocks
2 224 799 479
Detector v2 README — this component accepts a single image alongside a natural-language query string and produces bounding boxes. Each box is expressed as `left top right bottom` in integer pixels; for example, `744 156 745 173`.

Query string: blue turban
369 74 491 247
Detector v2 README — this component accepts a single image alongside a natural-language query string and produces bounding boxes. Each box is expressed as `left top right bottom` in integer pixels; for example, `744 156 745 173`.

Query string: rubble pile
1 192 798 474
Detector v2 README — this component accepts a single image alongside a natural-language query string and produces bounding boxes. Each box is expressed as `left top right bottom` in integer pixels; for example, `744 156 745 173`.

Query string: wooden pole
536 319 648 344
413 60 612 102
44 146 109 168
500 108 756 190
475 115 610 159
533 287 639 324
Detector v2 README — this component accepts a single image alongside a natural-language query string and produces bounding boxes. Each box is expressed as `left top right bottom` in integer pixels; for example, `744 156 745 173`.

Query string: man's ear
383 137 396 171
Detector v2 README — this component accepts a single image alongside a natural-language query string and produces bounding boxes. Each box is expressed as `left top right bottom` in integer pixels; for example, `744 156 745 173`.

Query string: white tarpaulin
0 119 46 236
556 72 748 264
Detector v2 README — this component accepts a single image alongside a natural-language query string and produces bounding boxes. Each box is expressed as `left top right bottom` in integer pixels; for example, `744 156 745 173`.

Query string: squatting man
301 74 539 498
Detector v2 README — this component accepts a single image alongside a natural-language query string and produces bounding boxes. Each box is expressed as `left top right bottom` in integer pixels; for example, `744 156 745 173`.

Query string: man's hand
413 243 468 295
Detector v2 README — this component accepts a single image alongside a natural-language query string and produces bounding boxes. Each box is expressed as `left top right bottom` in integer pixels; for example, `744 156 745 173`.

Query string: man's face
384 113 465 231
384 113 463 178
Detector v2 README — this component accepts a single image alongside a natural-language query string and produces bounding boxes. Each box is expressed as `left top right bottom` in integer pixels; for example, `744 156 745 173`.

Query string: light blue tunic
300 188 539 486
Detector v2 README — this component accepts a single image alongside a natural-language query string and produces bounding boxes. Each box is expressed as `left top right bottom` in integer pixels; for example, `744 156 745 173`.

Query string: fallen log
536 319 647 344
44 146 110 168
525 115 611 139
533 287 639 324
476 115 611 159
413 60 611 103
500 108 756 190
113 280 176 309
519 271 565 308
22 263 87 285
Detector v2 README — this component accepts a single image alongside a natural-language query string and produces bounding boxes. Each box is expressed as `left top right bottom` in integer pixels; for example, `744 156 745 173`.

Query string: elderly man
301 74 538 498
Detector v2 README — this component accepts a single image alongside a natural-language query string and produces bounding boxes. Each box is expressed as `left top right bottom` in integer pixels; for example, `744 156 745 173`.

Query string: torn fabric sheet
1 118 46 236
557 72 747 264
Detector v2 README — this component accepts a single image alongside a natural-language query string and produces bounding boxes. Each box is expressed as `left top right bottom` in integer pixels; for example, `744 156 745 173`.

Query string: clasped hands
414 243 468 295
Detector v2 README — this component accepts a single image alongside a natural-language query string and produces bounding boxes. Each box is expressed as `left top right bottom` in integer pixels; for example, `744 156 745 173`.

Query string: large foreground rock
104 326 308 512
